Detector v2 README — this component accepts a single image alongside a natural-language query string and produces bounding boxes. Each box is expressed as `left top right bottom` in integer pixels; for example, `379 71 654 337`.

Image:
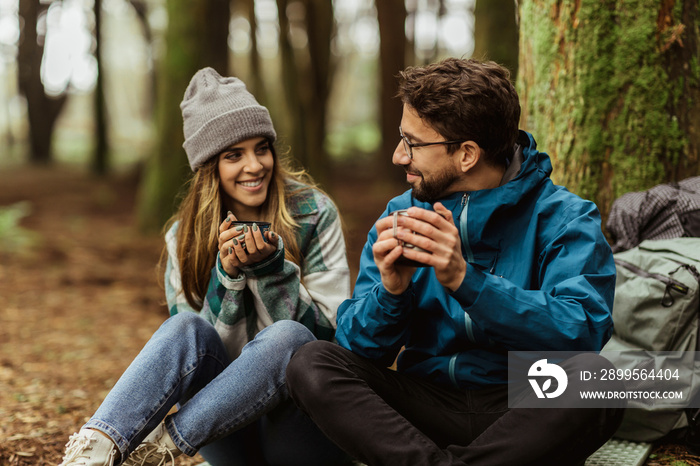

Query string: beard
408 166 459 203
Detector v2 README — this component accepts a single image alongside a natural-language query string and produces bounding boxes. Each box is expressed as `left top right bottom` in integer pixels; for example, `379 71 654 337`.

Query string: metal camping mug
392 209 429 267
230 221 271 251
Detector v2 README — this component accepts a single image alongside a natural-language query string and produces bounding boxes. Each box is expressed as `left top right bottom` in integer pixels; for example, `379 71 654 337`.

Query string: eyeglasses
399 126 465 160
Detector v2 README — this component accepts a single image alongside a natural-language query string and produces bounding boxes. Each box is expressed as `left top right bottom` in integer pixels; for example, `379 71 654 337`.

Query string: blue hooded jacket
335 131 616 390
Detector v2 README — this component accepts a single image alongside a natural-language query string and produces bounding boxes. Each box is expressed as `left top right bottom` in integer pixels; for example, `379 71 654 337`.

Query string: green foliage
0 202 37 254
326 122 381 160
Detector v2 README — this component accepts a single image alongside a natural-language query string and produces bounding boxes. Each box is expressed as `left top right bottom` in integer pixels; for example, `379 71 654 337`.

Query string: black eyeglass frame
399 126 466 160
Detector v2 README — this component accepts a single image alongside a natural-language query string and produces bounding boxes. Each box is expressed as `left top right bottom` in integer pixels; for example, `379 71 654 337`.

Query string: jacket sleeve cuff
449 264 485 306
376 282 414 311
241 235 286 277
216 253 246 290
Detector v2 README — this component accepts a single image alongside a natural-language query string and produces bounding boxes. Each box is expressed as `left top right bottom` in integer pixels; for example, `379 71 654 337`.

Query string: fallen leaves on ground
0 166 204 465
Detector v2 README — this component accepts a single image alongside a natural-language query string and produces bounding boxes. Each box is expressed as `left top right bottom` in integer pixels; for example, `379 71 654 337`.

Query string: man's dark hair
397 58 521 168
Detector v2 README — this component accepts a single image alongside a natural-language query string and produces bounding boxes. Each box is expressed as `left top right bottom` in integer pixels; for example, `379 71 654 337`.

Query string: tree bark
17 0 68 165
518 0 700 224
137 0 230 232
473 0 519 79
376 0 408 186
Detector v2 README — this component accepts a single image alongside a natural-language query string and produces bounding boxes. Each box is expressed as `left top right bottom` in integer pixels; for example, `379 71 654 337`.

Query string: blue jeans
84 313 349 466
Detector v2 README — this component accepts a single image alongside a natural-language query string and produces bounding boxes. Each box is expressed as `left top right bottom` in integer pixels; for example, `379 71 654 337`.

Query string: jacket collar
436 131 547 211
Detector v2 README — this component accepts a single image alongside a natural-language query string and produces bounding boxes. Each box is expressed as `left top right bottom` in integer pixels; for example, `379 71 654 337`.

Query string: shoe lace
59 433 94 466
124 442 175 466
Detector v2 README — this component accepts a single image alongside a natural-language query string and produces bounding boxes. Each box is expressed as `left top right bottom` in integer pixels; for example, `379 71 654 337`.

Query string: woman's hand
218 212 278 277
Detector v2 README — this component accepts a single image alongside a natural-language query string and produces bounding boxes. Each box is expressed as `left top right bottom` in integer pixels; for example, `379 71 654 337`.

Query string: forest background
0 0 698 464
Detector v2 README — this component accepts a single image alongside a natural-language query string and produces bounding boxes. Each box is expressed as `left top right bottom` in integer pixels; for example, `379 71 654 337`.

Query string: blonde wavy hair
162 142 317 311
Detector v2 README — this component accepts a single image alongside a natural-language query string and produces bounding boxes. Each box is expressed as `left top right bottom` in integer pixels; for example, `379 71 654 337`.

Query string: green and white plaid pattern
164 180 350 359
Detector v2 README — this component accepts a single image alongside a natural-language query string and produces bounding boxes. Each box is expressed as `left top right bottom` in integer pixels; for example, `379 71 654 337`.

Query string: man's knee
287 340 338 380
287 340 342 402
545 353 625 435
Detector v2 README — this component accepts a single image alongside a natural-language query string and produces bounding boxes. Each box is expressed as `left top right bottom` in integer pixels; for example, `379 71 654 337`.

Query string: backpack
602 238 700 442
606 176 700 254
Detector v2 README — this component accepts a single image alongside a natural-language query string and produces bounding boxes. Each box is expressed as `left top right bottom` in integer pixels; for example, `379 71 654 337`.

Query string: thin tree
518 0 699 224
376 0 407 185
129 0 156 116
276 0 307 170
300 0 335 183
245 0 265 101
473 0 519 79
17 0 68 165
274 0 336 185
137 0 231 232
92 0 109 175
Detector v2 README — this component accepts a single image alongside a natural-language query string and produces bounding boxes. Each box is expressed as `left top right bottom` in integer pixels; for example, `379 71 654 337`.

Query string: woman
59 68 351 466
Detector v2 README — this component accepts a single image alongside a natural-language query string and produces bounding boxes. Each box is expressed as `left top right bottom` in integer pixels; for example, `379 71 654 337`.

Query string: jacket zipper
452 193 476 388
448 315 477 387
614 258 689 307
460 193 476 378
458 192 476 346
449 354 459 387
460 193 474 263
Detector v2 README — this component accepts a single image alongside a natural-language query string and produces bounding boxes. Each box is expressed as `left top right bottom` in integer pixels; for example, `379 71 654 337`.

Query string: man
286 58 623 465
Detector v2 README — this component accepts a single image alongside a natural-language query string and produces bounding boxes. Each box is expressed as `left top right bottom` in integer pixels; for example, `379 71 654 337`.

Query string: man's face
393 105 460 203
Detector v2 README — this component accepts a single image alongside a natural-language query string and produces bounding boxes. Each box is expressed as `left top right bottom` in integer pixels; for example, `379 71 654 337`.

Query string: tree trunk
129 0 156 117
276 0 307 171
17 0 68 165
137 0 230 232
275 0 336 185
246 0 266 102
518 0 700 225
473 0 519 79
92 0 109 175
376 0 407 186
404 1 416 67
300 0 335 184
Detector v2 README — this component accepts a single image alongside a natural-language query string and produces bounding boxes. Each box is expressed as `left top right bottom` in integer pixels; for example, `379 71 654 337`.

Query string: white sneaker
59 429 118 466
122 423 181 466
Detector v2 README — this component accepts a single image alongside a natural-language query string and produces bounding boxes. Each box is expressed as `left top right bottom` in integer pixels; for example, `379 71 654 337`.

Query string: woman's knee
158 312 218 344
258 320 316 351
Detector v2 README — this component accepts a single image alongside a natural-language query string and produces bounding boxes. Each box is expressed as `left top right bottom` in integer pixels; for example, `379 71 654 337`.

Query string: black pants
286 341 625 466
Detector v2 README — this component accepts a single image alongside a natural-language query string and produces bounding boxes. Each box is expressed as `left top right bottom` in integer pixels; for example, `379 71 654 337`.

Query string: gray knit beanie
181 67 277 171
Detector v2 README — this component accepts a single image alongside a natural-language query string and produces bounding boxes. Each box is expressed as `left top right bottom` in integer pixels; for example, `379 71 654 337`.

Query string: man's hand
394 203 467 291
372 215 418 295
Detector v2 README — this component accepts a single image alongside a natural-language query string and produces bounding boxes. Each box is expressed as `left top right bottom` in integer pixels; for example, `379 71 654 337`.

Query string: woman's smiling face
217 137 275 221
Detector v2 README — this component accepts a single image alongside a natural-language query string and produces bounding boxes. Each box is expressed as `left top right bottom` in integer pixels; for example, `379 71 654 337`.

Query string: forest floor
0 162 389 465
0 163 698 465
